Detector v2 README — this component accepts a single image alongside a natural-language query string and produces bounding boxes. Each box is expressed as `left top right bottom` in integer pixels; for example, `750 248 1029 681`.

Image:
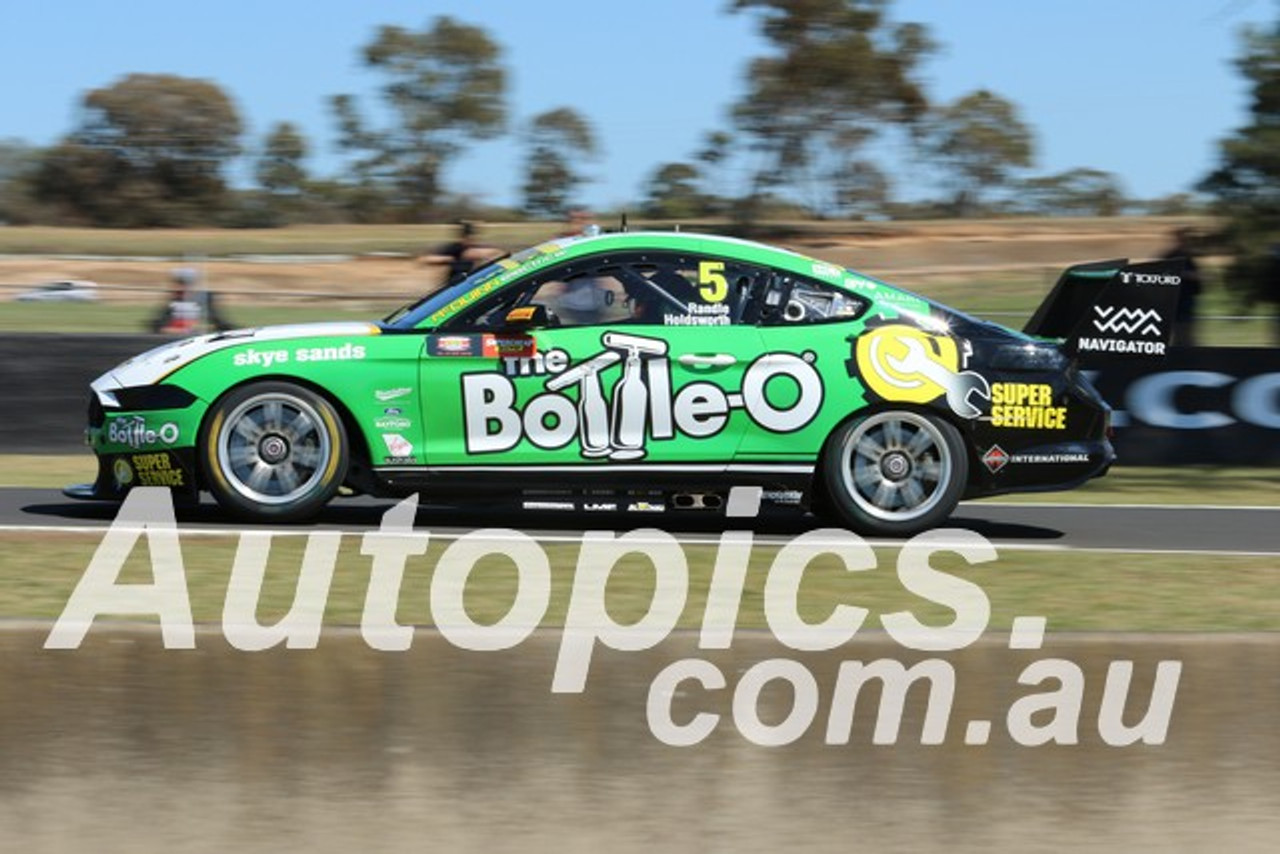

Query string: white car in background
15 280 99 302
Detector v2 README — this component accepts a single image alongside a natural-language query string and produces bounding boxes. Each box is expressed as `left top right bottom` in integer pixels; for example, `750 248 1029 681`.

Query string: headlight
988 342 1069 372
111 384 198 411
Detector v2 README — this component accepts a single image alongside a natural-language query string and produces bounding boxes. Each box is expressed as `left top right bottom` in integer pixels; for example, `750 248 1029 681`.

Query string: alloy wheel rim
216 393 331 505
840 412 951 522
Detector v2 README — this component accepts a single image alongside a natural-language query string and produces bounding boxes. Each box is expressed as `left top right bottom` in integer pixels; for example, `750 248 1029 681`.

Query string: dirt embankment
0 219 1198 303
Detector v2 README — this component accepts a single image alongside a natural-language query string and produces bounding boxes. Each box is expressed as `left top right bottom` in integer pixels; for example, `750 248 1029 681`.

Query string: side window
746 272 869 327
619 256 762 327
444 253 770 330
530 270 630 326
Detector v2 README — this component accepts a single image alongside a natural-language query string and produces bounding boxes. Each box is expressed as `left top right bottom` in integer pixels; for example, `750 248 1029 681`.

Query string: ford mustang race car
69 230 1182 535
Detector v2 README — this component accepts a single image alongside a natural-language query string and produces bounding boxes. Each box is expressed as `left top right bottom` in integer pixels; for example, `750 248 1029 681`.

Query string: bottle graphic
610 347 648 459
545 351 620 458
602 332 669 459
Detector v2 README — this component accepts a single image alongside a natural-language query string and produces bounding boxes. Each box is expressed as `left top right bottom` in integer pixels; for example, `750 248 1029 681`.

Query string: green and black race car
69 230 1182 535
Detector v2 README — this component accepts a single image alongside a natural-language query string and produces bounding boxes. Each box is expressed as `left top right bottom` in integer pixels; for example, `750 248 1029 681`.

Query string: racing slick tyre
821 409 967 537
201 381 349 522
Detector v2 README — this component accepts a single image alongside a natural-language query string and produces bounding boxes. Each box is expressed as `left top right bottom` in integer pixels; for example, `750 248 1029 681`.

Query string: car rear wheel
201 382 348 522
821 410 967 537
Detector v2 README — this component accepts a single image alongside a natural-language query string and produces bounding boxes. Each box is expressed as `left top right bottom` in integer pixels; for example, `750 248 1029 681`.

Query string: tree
0 139 41 224
256 122 309 195
729 0 934 217
332 16 506 220
834 158 892 219
695 130 735 213
926 89 1034 216
1200 16 1280 307
222 122 314 228
33 73 242 226
644 162 706 219
520 107 598 218
1018 168 1126 217
1141 192 1202 217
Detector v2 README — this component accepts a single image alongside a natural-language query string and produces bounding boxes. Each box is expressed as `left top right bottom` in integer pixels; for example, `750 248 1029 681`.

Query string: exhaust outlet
671 492 724 510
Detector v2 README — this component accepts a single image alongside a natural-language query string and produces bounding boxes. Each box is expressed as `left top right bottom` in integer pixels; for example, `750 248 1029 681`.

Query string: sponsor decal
855 325 990 419
582 501 618 512
375 416 412 430
233 343 366 367
506 306 539 323
129 452 185 487
663 303 730 326
1092 306 1162 337
113 458 134 487
463 332 823 460
1009 452 1090 464
425 333 537 359
502 348 571 378
1119 271 1181 286
106 416 180 449
483 335 537 359
1078 305 1168 356
982 445 1010 473
625 501 665 513
522 500 576 511
383 407 403 416
989 383 1067 430
811 261 843 280
375 387 413 402
1078 338 1167 355
382 434 414 458
231 347 289 369
429 336 475 357
983 445 1087 473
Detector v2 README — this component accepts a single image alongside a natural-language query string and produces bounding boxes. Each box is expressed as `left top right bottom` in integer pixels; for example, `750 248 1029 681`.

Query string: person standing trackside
1265 243 1280 346
1161 228 1203 347
558 208 596 239
420 221 501 286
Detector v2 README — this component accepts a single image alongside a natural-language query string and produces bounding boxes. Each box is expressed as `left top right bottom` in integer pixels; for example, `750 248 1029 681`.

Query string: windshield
382 238 577 330
381 261 507 329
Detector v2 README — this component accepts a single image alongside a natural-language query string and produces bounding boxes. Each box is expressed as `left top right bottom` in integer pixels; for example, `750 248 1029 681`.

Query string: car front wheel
821 409 967 537
201 382 348 522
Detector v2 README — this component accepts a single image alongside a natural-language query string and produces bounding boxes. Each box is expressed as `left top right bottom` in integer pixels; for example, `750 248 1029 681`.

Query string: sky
0 0 1276 210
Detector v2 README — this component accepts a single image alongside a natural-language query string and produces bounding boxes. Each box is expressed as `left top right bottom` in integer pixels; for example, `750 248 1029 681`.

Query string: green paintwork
90 231 941 473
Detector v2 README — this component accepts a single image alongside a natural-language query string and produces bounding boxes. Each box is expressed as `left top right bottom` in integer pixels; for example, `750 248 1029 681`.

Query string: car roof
412 229 932 328
495 229 863 294
542 230 813 267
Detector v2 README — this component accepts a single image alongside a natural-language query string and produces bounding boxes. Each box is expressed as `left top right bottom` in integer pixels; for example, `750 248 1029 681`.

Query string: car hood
93 322 381 392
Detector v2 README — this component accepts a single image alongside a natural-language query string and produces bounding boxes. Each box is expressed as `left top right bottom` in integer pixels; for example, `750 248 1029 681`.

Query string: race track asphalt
1 487 1276 554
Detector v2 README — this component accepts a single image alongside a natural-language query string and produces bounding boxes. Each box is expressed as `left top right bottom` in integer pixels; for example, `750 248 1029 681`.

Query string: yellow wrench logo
856 325 990 418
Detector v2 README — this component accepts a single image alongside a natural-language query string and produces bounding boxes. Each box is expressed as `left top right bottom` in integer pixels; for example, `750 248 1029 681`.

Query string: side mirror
503 303 550 331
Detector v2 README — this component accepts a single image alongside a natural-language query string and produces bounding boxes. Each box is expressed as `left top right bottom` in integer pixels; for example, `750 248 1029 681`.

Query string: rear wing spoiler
1023 258 1186 362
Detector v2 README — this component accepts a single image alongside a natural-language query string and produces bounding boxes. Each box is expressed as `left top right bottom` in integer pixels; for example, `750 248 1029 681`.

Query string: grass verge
982 466 1280 506
0 531 1275 632
0 223 560 257
3 284 1274 345
0 301 402 334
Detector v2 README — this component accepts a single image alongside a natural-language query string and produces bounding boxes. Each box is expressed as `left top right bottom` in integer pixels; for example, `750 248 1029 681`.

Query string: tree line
0 0 1259 239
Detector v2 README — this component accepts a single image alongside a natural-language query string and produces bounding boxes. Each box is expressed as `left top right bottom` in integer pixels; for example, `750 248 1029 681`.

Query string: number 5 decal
698 260 728 303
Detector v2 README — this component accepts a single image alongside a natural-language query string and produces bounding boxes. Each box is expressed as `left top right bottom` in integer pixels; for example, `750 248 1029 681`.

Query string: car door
418 252 767 469
733 269 872 461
